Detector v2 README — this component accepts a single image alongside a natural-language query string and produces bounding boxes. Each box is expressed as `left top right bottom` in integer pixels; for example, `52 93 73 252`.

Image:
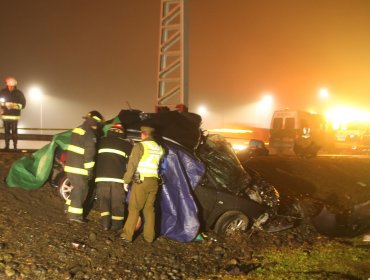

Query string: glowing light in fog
318 88 330 99
232 144 248 151
325 106 370 130
29 86 43 100
258 94 274 111
29 86 44 131
197 105 208 115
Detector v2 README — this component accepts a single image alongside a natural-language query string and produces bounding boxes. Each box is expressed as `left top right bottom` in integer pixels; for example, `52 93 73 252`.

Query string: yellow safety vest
137 141 164 180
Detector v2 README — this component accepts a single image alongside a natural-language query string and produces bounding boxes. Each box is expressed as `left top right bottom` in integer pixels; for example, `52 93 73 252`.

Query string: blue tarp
159 145 205 242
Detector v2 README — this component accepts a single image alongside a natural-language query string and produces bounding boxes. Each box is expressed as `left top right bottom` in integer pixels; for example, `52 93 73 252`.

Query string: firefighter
64 110 104 223
120 125 164 243
95 123 133 231
0 77 26 151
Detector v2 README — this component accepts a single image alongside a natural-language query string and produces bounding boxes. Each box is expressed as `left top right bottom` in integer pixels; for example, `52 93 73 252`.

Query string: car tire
58 174 73 201
213 211 249 235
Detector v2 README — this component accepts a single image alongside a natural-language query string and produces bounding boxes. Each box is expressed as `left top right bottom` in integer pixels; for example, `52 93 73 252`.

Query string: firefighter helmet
83 110 104 124
110 123 124 133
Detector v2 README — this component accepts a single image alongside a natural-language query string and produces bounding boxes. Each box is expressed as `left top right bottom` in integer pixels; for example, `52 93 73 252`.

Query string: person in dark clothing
64 110 104 223
95 123 133 231
0 77 26 151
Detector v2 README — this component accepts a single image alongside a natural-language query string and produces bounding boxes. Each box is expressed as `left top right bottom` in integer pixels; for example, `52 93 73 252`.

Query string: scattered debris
71 242 86 249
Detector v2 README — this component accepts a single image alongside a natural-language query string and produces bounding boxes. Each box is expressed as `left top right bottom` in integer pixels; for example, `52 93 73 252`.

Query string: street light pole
318 87 330 114
29 86 43 134
40 95 43 134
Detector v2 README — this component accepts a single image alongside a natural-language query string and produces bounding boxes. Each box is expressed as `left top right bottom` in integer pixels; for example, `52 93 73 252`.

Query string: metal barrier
0 128 71 142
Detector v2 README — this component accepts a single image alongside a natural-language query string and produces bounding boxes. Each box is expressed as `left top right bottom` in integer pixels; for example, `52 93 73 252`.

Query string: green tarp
5 117 121 190
6 131 71 189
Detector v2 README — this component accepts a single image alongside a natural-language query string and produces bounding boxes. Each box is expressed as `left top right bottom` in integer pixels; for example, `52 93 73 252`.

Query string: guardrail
0 128 71 141
0 133 53 141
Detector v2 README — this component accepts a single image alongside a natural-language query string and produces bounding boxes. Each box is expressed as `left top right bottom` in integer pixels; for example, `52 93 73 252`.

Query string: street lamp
197 105 208 116
259 94 274 109
318 88 329 100
317 87 330 114
29 86 43 133
255 94 275 128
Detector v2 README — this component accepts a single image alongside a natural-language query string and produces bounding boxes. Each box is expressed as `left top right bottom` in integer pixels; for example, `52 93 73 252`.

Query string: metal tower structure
156 0 188 112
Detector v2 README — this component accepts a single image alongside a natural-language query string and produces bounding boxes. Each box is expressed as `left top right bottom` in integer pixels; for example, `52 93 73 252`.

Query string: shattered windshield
196 134 252 193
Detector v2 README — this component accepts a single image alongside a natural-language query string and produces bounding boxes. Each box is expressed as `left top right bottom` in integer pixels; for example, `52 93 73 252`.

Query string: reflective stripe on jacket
95 177 124 183
94 134 133 183
136 141 164 179
64 123 97 176
2 115 21 120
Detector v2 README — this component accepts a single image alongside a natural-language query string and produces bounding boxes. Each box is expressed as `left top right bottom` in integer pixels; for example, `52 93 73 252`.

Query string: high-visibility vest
137 141 164 180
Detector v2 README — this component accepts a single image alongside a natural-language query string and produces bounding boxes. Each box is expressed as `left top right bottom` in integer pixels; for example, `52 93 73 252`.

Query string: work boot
119 232 132 243
69 218 87 224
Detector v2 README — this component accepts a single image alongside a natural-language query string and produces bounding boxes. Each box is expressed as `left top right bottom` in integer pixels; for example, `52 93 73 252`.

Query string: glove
124 183 129 192
5 102 15 109
7 102 20 109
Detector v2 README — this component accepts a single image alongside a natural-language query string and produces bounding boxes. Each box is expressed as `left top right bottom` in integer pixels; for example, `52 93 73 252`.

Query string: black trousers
3 120 18 146
96 182 126 230
66 174 89 220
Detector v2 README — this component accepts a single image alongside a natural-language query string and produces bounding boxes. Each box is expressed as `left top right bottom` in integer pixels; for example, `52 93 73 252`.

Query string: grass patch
222 239 370 280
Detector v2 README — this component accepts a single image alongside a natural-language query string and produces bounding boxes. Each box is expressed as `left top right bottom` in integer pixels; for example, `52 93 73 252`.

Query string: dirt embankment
0 152 369 279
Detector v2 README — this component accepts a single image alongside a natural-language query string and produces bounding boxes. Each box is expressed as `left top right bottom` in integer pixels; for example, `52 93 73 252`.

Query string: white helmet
5 77 18 87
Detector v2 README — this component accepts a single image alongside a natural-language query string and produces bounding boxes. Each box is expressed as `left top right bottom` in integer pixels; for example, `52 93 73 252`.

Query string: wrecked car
50 132 280 237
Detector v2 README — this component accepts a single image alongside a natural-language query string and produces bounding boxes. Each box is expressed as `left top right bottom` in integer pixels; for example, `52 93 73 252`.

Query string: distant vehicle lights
232 143 248 151
325 106 370 130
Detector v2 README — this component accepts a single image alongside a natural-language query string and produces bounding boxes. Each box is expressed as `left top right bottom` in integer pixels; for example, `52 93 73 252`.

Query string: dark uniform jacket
64 121 98 178
0 87 26 120
95 133 133 183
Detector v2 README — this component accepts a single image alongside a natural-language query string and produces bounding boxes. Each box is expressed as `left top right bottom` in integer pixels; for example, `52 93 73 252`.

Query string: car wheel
58 175 73 201
213 211 249 235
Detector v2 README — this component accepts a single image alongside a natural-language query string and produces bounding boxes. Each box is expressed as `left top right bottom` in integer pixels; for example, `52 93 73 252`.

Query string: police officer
95 123 133 231
64 110 104 223
120 126 164 243
0 76 26 151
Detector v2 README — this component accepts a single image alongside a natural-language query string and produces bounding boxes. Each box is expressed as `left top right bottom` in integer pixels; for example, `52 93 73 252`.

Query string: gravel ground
0 151 369 279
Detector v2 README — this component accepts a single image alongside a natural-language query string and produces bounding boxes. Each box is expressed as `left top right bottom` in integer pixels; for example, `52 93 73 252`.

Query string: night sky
1 0 370 129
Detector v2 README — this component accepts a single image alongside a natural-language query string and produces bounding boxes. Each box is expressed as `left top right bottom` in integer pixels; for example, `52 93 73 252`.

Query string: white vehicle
269 109 333 154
